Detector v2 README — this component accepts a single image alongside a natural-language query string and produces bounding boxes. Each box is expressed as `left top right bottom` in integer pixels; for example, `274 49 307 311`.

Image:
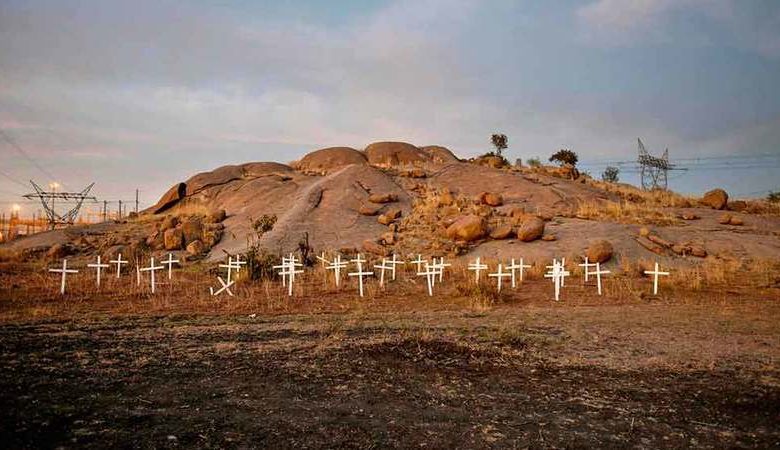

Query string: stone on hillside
160 215 179 231
47 243 72 259
381 232 396 245
146 231 165 251
728 200 747 212
489 224 513 240
181 217 203 245
164 228 184 250
729 216 744 226
406 168 427 178
483 192 503 207
515 217 545 242
203 228 223 248
680 213 700 220
364 141 428 166
446 215 487 242
362 238 389 256
718 214 732 224
206 209 227 223
186 240 205 256
701 188 728 210
294 147 367 174
368 193 398 204
541 234 557 241
689 244 707 258
586 240 614 263
359 203 382 216
377 208 401 225
639 227 650 237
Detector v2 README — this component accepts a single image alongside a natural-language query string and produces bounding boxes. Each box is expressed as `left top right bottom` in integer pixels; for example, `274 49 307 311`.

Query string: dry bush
576 200 683 226
587 179 693 208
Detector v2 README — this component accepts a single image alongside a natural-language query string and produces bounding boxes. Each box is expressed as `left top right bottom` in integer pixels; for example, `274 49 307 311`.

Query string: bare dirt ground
2 287 779 448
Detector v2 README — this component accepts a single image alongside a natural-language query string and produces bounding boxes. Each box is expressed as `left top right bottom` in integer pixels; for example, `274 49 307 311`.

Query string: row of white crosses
48 253 180 295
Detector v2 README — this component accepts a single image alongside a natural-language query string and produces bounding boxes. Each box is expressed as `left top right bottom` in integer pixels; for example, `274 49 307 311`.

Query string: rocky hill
4 141 780 267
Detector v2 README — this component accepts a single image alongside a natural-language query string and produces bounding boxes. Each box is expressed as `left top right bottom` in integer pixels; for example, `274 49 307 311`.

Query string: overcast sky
1 0 779 213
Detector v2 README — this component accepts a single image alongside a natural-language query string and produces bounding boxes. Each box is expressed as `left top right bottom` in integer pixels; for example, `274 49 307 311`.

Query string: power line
0 128 61 184
0 168 30 189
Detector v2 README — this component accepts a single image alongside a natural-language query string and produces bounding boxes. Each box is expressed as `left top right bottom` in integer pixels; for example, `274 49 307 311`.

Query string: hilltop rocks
701 188 728 210
365 141 428 166
719 214 744 226
476 192 503 207
586 240 614 263
420 145 458 164
181 217 203 245
489 224 513 240
161 215 179 231
294 147 367 174
186 240 205 256
368 193 398 204
359 203 383 216
164 228 184 250
446 215 487 242
474 155 507 169
150 182 187 214
515 217 545 242
378 208 402 225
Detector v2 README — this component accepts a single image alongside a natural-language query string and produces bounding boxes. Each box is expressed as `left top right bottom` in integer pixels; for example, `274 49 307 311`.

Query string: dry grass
575 199 683 226
587 179 694 207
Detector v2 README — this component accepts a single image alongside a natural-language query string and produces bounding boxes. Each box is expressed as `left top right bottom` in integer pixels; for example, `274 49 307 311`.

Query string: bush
549 149 578 167
768 191 780 203
526 157 541 168
252 214 277 237
601 166 620 183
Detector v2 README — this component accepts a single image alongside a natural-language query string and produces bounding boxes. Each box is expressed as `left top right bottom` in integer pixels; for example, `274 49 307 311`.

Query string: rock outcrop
701 189 728 210
364 141 429 166
446 215 487 242
294 147 367 174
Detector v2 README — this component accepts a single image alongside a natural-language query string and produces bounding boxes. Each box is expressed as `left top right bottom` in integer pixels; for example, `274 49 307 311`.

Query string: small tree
601 166 620 183
768 191 780 203
491 134 508 157
526 157 541 167
549 148 578 167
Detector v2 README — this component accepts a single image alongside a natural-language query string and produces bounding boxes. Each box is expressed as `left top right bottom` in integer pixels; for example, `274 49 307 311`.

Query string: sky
1 0 779 214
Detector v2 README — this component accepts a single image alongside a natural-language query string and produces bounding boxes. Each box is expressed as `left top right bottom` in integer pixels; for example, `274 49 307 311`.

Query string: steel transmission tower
637 138 686 190
23 181 96 229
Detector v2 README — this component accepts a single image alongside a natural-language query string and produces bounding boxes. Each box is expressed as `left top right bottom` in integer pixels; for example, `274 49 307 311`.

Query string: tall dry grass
576 200 683 226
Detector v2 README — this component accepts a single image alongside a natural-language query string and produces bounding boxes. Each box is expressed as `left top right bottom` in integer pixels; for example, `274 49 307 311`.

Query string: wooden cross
233 254 247 277
544 261 570 301
219 256 237 284
467 257 488 283
49 259 78 295
348 256 373 298
140 257 164 294
210 276 235 297
592 262 611 296
644 262 669 295
433 257 451 283
325 254 348 287
417 262 437 297
109 253 128 278
411 254 428 272
578 257 598 282
386 254 405 281
517 258 531 282
373 258 393 288
546 258 567 287
87 255 109 288
135 258 141 287
489 264 512 292
161 253 180 280
278 260 304 296
505 258 522 288
316 251 329 268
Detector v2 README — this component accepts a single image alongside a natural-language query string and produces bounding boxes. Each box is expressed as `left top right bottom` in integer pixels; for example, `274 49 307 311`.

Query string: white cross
411 254 428 272
87 255 109 288
517 258 532 282
140 257 164 294
505 258 522 288
348 255 373 297
544 261 570 301
316 252 329 268
210 276 235 297
467 257 488 283
373 258 393 288
417 262 437 297
233 254 247 276
592 262 611 296
578 257 598 283
325 254 348 287
278 260 304 296
273 254 302 287
644 262 670 295
109 253 128 278
48 259 78 295
489 264 512 292
433 257 451 282
135 258 141 287
161 253 180 280
546 258 567 287
220 256 241 285
386 254 405 281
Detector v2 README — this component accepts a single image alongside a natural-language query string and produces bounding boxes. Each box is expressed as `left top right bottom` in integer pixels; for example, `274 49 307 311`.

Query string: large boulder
364 141 429 166
445 215 487 242
186 240 205 256
368 193 398 204
515 217 545 242
420 145 459 164
586 240 614 263
362 238 388 256
701 189 728 210
181 217 203 245
149 182 186 214
489 224 513 240
164 228 184 250
294 147 367 174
